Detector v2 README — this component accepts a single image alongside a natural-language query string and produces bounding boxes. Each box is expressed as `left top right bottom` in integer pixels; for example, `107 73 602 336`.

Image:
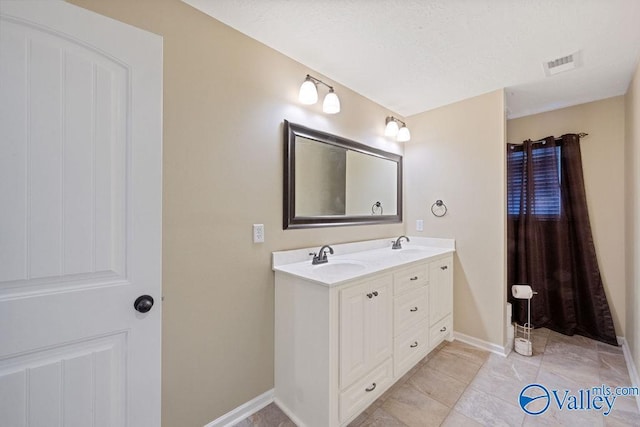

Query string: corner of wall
625 60 640 377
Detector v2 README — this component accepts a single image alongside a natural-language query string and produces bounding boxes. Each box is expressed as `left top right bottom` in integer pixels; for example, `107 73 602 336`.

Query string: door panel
366 276 393 368
0 1 162 425
0 15 128 294
339 281 368 389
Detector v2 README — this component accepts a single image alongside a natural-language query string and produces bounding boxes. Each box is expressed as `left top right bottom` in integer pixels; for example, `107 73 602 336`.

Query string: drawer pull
440 326 447 332
409 276 419 281
367 293 373 299
410 307 418 312
365 382 377 392
440 265 448 270
410 341 418 348
372 291 379 297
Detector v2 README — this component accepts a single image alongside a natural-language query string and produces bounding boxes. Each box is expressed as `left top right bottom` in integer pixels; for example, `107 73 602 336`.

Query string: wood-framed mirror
283 120 403 229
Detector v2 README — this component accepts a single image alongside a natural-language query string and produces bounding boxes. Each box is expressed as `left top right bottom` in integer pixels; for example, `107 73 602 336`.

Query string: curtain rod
529 132 589 144
509 133 589 147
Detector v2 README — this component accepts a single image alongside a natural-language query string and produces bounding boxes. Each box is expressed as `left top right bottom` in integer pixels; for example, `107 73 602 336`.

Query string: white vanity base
273 237 455 427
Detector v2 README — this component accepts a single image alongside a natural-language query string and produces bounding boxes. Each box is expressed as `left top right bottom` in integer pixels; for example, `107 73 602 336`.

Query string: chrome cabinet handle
440 326 447 332
440 265 448 270
410 341 419 348
367 293 373 299
410 276 419 281
372 291 379 297
365 383 377 392
410 307 418 312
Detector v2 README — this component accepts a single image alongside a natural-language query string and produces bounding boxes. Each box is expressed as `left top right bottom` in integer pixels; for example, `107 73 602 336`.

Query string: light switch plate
416 219 424 232
253 224 264 243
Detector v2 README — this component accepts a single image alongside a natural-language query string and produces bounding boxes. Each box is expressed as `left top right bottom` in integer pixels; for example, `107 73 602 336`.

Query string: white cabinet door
0 2 162 426
365 276 393 370
429 257 453 324
340 276 392 389
339 281 369 388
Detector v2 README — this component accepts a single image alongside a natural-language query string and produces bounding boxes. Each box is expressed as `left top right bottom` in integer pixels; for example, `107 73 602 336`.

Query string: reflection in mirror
284 121 402 229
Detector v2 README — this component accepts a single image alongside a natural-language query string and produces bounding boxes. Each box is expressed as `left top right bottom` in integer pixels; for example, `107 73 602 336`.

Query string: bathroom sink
312 260 367 275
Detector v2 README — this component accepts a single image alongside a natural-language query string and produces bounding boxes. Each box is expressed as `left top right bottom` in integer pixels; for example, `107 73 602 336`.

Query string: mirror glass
284 121 402 229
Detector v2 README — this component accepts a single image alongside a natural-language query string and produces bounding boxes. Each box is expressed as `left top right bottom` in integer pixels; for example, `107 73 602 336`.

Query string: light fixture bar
385 116 411 142
386 116 406 128
299 74 341 114
304 74 334 92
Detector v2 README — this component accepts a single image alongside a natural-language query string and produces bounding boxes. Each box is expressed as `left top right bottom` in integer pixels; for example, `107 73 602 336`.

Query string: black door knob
134 295 154 313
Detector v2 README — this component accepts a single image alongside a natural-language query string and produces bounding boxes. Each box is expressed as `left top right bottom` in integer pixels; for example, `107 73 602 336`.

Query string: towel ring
431 200 447 217
371 201 383 215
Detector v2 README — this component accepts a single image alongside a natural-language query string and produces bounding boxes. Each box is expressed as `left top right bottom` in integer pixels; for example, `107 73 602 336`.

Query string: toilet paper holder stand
511 284 538 356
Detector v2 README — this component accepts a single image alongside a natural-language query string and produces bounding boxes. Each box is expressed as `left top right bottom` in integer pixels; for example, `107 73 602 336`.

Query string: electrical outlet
416 219 424 232
253 224 264 243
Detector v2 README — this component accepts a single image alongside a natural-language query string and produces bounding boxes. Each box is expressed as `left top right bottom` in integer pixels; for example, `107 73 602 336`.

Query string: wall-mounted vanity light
299 74 341 114
384 116 411 142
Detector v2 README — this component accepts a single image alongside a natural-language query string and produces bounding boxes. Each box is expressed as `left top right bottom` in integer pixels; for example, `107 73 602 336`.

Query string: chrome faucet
391 235 410 250
310 245 334 265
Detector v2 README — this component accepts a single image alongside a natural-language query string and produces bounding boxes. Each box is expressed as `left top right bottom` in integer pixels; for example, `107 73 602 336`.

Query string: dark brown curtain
507 134 617 346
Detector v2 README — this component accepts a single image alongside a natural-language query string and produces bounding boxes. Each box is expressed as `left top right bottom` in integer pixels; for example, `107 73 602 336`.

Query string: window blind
507 144 561 218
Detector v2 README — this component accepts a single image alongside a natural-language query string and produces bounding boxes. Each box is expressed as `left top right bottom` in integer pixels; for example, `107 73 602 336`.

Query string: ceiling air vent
543 51 583 76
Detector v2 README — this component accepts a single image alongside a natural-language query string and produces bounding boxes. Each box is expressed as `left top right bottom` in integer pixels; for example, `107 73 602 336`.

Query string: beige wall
68 1 405 425
625 62 640 373
508 96 626 336
405 90 507 347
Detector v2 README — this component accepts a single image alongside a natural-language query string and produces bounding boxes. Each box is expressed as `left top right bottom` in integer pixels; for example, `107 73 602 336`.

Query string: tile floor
234 329 640 426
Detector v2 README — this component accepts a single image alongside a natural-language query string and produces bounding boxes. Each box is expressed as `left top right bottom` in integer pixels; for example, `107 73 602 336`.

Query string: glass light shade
397 125 411 142
299 79 318 105
384 119 399 137
322 90 340 114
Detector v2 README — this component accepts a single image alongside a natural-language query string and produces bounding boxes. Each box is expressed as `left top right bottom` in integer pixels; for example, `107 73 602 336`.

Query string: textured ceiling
183 0 640 119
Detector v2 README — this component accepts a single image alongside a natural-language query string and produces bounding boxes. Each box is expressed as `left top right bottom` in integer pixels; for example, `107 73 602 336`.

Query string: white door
0 1 162 426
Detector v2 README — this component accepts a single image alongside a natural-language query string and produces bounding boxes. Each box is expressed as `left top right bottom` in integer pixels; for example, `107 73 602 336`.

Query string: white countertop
272 236 455 287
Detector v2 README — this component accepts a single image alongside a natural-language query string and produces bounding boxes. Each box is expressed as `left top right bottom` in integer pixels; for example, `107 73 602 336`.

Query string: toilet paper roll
512 285 534 300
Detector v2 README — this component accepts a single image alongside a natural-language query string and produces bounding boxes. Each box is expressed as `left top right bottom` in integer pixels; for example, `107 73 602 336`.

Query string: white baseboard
453 330 509 357
204 389 274 427
619 336 640 414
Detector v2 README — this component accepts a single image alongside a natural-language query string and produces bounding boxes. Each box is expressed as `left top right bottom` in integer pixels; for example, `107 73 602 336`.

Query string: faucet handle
309 252 317 257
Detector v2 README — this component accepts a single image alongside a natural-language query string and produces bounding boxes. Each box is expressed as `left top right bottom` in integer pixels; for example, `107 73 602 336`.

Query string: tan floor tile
240 403 296 427
358 407 407 427
509 345 545 367
441 340 490 366
454 387 524 427
541 351 600 386
597 341 624 355
605 408 640 426
470 353 539 406
238 332 634 426
440 409 483 427
381 382 449 427
425 349 482 384
407 364 466 407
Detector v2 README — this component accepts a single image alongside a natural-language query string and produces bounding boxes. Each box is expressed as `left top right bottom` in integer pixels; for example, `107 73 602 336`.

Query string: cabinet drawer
394 319 429 377
339 358 393 423
393 264 428 295
394 286 428 336
430 315 452 350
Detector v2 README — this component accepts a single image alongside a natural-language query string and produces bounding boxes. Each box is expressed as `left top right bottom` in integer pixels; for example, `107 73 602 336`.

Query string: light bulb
323 89 340 114
397 125 411 142
299 78 318 105
385 118 399 137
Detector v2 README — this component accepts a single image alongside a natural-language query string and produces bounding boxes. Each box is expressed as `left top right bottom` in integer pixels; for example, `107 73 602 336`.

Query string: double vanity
272 237 455 427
